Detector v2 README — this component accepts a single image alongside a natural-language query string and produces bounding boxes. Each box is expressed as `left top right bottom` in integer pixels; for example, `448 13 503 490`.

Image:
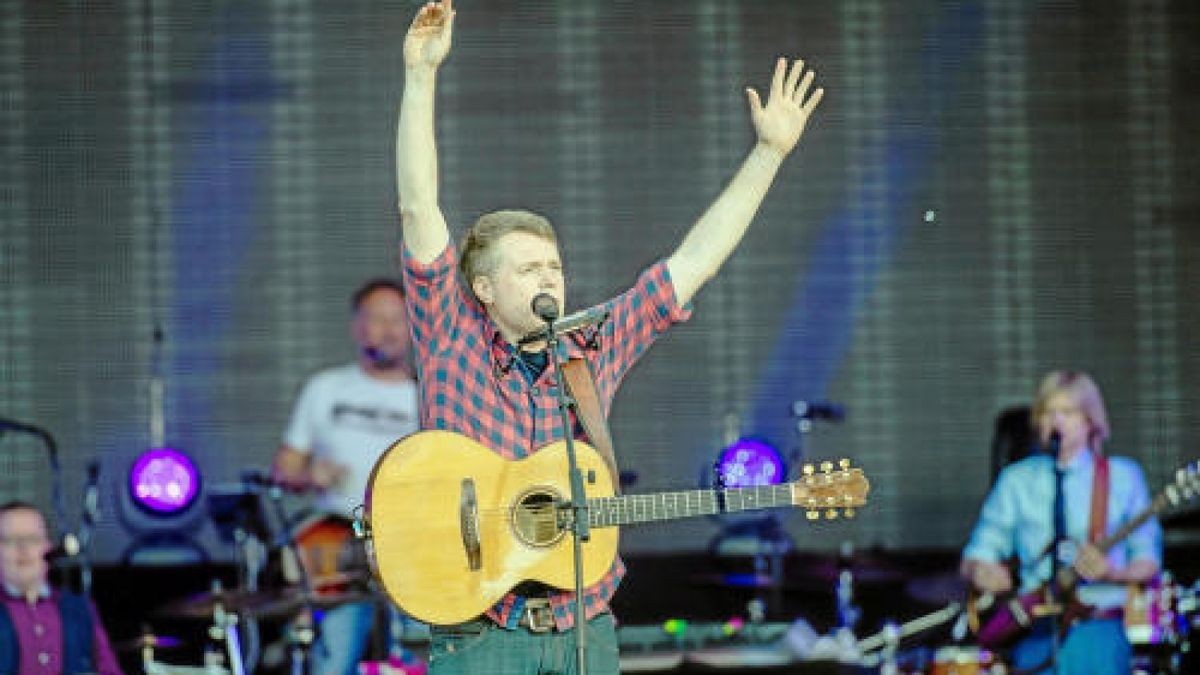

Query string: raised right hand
404 0 455 70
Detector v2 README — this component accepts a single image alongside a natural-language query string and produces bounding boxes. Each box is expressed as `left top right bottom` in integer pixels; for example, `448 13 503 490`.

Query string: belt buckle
522 601 555 633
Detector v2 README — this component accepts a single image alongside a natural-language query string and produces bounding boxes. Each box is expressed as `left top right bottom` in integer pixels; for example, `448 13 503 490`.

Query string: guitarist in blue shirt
960 370 1162 675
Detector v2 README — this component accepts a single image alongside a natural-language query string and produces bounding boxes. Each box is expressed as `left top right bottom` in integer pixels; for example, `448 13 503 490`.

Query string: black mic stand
75 460 101 597
260 481 321 675
535 307 592 675
1046 433 1065 675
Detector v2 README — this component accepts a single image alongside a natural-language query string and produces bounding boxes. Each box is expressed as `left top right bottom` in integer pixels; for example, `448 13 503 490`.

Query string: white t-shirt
283 363 419 514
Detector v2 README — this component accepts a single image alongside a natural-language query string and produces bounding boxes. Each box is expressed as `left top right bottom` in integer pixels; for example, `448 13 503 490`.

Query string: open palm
747 58 824 156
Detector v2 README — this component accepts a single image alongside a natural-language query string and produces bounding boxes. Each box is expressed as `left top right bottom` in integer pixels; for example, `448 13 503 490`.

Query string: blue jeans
311 601 374 675
1010 617 1131 675
428 613 619 675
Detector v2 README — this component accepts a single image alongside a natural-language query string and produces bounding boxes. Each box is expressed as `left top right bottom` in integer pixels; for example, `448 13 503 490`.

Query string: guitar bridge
460 478 482 570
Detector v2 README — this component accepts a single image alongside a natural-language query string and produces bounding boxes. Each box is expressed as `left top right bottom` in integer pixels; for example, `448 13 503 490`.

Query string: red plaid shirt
401 243 691 630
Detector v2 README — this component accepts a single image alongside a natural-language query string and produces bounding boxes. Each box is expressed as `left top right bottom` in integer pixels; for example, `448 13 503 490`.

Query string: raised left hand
746 57 824 157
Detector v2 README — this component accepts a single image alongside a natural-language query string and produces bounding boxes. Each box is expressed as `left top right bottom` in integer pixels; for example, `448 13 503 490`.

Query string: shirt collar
1059 447 1096 473
3 581 52 602
488 322 593 373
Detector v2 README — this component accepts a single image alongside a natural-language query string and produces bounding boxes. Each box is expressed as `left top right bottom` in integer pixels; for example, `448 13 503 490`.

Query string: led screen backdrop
1 0 1197 561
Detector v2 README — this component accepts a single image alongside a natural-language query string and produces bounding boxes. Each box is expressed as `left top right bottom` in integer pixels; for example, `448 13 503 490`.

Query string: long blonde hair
1031 370 1111 453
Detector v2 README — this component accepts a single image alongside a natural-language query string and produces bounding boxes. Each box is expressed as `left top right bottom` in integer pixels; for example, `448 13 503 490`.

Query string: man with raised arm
395 2 824 673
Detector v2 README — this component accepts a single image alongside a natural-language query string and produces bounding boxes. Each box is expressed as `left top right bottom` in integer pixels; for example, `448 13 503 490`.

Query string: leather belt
519 598 557 633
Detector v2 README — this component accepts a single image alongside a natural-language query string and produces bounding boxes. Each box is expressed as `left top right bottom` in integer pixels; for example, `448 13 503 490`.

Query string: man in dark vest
0 501 122 675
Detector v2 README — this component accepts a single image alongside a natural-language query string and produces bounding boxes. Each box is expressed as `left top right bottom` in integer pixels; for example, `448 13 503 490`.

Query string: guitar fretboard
588 485 796 527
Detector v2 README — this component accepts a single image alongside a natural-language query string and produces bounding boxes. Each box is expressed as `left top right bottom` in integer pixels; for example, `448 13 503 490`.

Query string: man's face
0 508 50 594
473 231 565 342
1039 391 1091 456
352 287 413 370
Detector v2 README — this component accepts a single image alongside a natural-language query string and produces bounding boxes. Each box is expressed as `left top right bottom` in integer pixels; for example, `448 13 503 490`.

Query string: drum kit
128 481 425 675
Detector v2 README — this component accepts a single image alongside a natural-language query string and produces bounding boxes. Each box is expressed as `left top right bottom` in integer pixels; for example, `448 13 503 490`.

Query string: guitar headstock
1163 461 1200 509
790 459 870 521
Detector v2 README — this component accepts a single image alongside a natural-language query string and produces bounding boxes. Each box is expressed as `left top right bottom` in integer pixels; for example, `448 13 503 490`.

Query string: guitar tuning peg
820 461 833 473
806 510 819 521
802 464 815 476
825 509 839 520
839 459 850 471
843 508 856 519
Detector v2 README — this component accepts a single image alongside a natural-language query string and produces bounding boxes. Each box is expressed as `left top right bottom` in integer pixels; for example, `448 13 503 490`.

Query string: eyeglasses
0 535 49 549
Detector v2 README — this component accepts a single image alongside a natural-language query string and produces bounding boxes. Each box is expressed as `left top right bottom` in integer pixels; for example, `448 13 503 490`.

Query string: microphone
791 400 846 422
519 294 610 345
44 533 80 561
532 292 559 322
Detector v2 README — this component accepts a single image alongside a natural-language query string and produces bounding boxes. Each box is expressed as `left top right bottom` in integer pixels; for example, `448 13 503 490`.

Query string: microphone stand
76 460 101 597
1045 432 1064 675
261 482 321 674
538 315 591 675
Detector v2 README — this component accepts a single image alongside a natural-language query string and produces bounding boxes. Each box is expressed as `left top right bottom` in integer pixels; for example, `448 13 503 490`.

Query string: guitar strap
1088 452 1109 544
560 358 621 495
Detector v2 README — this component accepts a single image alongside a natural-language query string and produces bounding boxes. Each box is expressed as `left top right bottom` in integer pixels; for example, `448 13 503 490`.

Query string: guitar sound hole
512 489 564 548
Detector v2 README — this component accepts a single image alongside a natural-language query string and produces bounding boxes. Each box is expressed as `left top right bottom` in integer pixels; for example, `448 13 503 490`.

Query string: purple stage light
129 448 200 515
716 438 785 488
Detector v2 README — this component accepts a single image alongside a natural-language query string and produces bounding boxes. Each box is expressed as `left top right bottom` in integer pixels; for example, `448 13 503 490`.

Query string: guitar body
972 588 1051 649
973 586 1094 650
365 430 619 625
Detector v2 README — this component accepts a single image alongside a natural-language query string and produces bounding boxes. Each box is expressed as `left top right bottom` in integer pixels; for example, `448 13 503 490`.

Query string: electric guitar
363 430 870 625
970 461 1200 649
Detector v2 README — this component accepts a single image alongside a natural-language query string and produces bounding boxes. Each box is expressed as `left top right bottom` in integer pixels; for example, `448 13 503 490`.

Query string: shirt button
34 624 44 636
531 387 540 395
38 652 50 665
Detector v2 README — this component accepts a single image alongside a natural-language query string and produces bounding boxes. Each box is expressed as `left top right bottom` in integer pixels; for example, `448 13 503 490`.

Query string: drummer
272 278 421 675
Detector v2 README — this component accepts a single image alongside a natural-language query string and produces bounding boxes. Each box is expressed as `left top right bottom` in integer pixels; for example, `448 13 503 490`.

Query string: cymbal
248 587 377 618
154 589 297 620
905 571 967 605
115 633 185 652
791 552 907 586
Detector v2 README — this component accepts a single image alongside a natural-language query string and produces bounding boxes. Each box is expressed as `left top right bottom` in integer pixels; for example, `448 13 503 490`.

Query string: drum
282 512 371 597
929 646 999 675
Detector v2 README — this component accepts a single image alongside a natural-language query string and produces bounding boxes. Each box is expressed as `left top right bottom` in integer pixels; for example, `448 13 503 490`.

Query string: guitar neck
589 485 796 527
1055 492 1168 592
1095 493 1167 554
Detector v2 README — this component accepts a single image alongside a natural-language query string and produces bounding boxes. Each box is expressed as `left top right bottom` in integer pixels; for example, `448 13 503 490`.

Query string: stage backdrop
1 0 1198 563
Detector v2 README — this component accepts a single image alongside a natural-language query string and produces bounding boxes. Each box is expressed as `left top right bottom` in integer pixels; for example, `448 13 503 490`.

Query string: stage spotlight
715 437 785 488
128 447 201 516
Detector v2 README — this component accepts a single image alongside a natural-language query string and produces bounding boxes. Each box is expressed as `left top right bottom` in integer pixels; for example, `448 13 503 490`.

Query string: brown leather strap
1088 453 1109 544
560 358 620 494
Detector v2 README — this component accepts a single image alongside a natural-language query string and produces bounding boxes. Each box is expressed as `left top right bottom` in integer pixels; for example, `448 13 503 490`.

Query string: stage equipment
130 448 201 516
715 437 786 489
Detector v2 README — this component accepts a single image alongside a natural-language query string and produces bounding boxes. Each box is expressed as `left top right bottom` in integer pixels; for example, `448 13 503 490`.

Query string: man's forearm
397 66 449 260
667 142 786 305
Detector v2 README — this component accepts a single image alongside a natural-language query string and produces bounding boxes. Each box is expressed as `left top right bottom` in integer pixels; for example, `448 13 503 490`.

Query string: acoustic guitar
363 430 870 625
970 461 1199 649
